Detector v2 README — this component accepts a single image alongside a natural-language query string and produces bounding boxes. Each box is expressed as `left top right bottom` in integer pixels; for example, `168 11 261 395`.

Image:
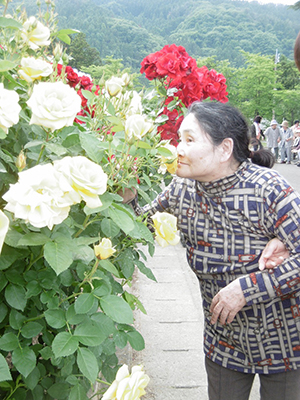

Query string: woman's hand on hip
210 279 246 325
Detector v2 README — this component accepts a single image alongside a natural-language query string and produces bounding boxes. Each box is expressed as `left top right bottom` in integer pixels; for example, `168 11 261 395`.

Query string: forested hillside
19 0 300 72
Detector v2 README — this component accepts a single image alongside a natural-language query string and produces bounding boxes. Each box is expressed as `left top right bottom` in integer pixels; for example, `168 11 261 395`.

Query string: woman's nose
177 142 185 156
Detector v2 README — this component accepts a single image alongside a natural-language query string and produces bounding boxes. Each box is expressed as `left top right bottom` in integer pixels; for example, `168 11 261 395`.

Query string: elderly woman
126 101 300 400
264 119 281 161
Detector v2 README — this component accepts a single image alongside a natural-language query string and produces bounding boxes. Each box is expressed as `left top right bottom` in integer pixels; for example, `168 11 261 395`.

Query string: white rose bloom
27 81 82 131
127 91 143 116
0 83 21 134
21 16 51 50
0 211 9 254
53 156 108 209
125 114 153 142
121 72 130 86
3 164 74 230
18 57 53 83
105 76 124 97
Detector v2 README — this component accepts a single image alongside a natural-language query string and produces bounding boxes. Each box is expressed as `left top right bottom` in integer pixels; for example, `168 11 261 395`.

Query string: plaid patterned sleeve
240 175 300 305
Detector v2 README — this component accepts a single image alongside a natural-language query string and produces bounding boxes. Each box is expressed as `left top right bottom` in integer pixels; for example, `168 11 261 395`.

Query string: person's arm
211 178 300 324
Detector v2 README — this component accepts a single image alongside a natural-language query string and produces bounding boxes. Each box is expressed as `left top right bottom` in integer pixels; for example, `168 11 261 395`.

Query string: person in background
279 120 293 164
292 127 300 166
291 119 300 137
125 101 300 400
263 119 281 161
250 115 262 151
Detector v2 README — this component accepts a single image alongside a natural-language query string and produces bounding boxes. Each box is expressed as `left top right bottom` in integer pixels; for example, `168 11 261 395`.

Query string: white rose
105 76 124 97
53 156 108 209
0 211 9 254
18 57 53 83
127 91 143 116
21 16 51 50
121 72 130 86
125 114 153 142
27 81 82 131
0 83 21 134
3 164 74 230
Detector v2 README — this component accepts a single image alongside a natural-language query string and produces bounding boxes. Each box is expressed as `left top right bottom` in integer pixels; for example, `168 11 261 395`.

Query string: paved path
129 162 300 400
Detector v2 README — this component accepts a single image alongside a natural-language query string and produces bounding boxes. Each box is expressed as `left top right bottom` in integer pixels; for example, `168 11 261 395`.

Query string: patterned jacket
141 161 300 374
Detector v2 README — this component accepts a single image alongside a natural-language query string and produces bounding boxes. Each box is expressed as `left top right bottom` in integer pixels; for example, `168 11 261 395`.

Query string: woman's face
176 113 223 182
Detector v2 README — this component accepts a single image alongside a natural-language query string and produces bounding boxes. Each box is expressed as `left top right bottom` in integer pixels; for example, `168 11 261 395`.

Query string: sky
246 0 295 4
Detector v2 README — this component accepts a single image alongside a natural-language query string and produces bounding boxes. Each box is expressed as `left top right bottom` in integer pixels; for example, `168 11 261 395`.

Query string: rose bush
0 1 228 399
0 2 166 399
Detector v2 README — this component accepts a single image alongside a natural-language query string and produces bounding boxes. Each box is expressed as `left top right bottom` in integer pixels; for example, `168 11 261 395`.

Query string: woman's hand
258 238 289 271
210 279 246 325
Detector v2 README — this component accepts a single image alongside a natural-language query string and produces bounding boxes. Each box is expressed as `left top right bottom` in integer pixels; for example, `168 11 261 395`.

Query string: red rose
65 66 80 88
80 75 92 89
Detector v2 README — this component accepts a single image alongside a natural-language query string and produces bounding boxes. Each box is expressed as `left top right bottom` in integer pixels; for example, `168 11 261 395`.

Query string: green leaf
79 132 103 163
23 367 40 391
18 233 51 247
0 333 19 351
74 320 106 346
0 60 17 72
77 347 98 382
12 347 36 378
0 303 7 323
108 207 134 234
69 383 89 400
52 332 78 358
44 309 66 329
157 146 174 157
74 293 95 314
5 284 27 311
114 331 127 348
136 260 156 281
0 17 22 29
136 141 152 149
44 241 73 275
100 295 134 324
100 218 120 238
9 309 26 330
0 354 12 382
21 322 43 339
48 383 70 399
66 304 86 325
99 259 120 277
127 330 145 351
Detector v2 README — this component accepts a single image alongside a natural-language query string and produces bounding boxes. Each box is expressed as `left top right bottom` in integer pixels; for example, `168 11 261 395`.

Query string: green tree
235 52 276 120
68 32 102 70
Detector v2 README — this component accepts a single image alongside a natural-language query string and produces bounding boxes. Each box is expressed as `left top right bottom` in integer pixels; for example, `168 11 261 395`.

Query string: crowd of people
252 116 300 166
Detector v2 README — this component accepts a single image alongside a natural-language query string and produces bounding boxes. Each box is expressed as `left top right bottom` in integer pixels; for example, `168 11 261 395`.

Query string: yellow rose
21 16 51 50
53 156 108 209
18 57 52 83
158 143 178 175
151 211 180 247
94 238 116 260
102 364 150 400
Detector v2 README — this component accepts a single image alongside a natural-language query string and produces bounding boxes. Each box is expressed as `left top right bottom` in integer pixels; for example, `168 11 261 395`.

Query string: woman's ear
219 138 234 162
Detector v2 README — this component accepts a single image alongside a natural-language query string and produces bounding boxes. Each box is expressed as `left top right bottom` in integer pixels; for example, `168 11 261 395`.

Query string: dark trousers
205 356 300 400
